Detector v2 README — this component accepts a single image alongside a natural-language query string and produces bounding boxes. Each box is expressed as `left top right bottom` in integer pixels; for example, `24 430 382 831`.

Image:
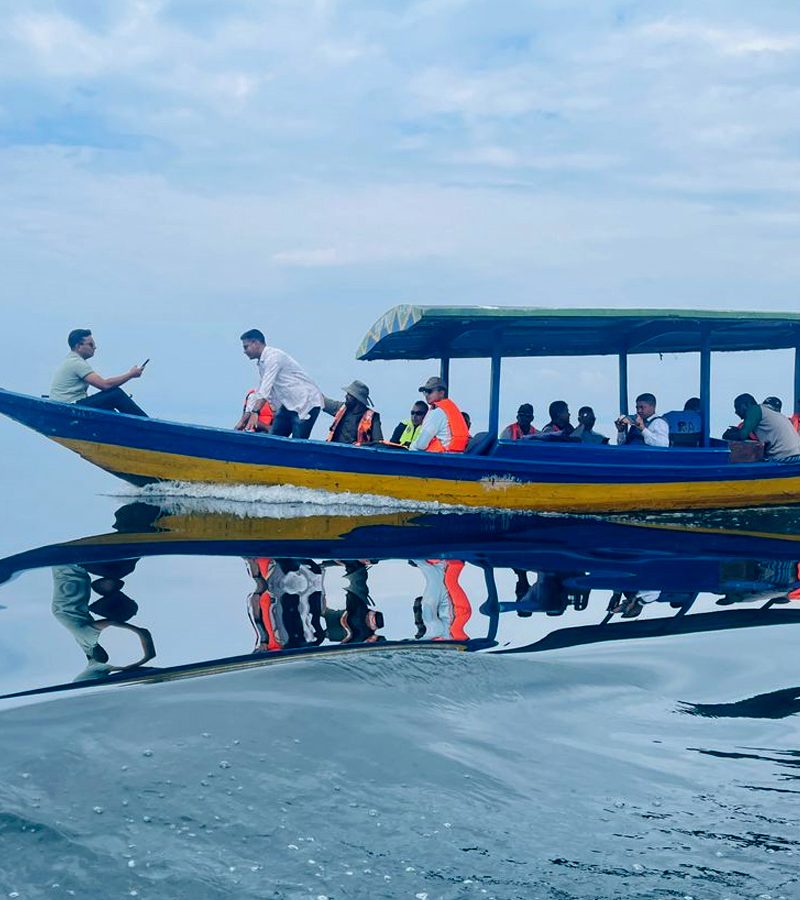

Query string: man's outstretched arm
85 365 144 392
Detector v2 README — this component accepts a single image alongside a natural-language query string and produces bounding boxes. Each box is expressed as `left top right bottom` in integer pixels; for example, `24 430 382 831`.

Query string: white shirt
617 415 670 448
410 406 451 451
249 346 323 420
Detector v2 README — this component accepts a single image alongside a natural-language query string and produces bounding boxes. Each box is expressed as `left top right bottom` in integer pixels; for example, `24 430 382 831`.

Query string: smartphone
141 358 150 368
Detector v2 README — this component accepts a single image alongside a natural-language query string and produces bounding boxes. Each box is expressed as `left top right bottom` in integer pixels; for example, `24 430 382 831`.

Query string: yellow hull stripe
64 511 420 546
53 436 800 512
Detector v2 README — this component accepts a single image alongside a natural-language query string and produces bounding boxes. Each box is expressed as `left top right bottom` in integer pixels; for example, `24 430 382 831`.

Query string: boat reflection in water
2 501 800 703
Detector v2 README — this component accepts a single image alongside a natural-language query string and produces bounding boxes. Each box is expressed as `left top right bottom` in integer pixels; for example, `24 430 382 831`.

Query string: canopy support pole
488 355 502 436
794 344 800 416
440 356 450 386
700 333 712 447
618 351 629 416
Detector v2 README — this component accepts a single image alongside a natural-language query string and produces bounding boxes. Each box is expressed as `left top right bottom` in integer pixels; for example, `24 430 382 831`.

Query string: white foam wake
107 481 455 519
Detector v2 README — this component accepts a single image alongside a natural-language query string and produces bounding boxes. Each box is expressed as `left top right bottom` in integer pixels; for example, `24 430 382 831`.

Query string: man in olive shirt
50 329 148 415
724 393 800 462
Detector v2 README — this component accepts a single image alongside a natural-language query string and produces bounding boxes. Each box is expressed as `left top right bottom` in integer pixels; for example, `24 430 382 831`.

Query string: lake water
1 427 799 899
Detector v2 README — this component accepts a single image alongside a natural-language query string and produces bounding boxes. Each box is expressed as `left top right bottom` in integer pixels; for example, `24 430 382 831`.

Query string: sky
2 0 800 437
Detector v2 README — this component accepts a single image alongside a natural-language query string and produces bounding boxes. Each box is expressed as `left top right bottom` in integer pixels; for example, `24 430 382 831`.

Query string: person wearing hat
410 376 469 453
324 380 383 445
500 403 536 441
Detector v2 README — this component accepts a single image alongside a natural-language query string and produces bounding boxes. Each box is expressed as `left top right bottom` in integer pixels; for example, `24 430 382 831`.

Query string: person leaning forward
236 329 323 439
724 394 800 462
409 377 469 452
324 380 383 445
49 329 147 415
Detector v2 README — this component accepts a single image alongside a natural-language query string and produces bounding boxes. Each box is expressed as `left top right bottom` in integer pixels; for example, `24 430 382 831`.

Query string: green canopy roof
356 306 800 360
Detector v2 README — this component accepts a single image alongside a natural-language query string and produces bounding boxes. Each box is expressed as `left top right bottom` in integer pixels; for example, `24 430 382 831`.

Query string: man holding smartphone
615 392 668 447
50 329 148 416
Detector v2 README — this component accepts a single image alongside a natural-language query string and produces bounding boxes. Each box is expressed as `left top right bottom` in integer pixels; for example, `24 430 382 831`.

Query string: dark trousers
270 405 320 438
77 387 147 417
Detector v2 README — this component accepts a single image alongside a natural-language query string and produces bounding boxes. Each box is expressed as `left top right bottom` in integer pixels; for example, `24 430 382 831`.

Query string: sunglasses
410 410 425 417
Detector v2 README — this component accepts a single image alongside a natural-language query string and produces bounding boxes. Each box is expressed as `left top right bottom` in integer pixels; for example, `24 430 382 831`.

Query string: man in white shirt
235 329 324 438
615 392 670 448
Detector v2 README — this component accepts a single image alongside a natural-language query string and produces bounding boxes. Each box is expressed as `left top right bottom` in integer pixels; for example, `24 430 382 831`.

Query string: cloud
273 247 342 267
641 18 800 56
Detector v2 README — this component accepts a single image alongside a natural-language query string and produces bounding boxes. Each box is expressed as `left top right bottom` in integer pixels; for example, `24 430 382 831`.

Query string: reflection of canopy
357 306 800 360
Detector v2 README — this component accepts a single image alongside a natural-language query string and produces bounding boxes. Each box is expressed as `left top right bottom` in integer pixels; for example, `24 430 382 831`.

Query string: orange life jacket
424 398 469 453
443 560 471 640
244 390 274 428
506 422 536 440
249 558 280 651
326 406 375 445
788 562 800 601
791 413 800 433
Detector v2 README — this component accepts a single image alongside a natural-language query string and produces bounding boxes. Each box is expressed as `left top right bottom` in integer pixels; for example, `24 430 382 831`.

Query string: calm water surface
1 435 799 899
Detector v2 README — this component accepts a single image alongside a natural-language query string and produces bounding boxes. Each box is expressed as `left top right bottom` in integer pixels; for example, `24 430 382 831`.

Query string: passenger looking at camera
501 403 536 440
615 393 669 448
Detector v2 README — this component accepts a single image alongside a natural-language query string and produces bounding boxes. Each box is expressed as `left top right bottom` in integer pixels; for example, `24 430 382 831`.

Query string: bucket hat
342 380 372 407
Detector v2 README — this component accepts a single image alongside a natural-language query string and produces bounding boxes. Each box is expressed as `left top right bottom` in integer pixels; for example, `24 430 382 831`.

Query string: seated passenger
500 403 536 440
410 377 469 453
775 398 800 433
50 328 148 416
572 406 608 444
324 380 383 445
723 394 800 462
615 393 669 447
540 400 574 436
390 401 429 447
662 397 703 446
240 389 274 433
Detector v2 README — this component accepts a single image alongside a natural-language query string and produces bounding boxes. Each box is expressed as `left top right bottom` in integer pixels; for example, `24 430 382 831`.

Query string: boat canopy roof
357 306 800 360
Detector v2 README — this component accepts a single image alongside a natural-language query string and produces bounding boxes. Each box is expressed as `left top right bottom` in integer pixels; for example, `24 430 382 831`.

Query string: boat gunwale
0 387 791 486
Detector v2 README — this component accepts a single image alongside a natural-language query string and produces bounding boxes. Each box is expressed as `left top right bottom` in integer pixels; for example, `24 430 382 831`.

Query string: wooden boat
2 504 800 700
3 307 800 512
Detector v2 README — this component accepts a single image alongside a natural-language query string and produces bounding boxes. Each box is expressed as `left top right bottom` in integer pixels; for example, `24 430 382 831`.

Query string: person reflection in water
715 558 800 606
410 559 471 640
246 559 326 650
337 561 384 644
246 558 385 648
516 572 588 616
245 558 279 652
51 563 155 681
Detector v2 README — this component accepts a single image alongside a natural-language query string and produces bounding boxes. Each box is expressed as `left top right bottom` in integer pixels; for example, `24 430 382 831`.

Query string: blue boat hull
2 389 800 512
